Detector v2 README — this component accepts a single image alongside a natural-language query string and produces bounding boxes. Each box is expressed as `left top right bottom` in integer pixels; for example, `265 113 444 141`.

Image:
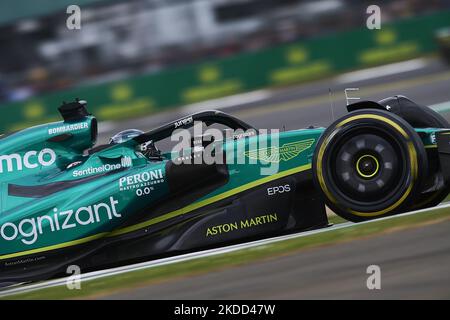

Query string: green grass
4 205 450 300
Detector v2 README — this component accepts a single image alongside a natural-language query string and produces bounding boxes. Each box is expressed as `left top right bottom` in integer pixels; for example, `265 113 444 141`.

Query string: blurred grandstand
0 0 449 104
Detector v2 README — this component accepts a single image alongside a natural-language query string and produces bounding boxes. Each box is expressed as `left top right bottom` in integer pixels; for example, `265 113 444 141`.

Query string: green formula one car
1 95 449 284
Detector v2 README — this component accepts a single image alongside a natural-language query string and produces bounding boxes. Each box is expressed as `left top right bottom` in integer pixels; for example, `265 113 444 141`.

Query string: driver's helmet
109 129 144 144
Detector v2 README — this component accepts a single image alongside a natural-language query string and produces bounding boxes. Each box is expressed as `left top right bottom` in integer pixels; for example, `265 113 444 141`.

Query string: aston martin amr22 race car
1 96 450 284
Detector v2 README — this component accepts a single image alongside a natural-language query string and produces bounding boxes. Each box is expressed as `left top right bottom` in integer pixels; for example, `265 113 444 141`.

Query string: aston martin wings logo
244 139 315 163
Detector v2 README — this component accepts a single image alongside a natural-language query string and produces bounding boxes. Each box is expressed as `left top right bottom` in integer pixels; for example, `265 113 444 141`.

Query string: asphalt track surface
105 219 450 300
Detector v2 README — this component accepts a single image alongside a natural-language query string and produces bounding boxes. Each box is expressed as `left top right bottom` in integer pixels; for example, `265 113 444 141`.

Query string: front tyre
312 109 428 222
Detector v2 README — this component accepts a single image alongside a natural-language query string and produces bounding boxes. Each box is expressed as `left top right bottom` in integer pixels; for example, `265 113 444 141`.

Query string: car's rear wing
437 130 450 185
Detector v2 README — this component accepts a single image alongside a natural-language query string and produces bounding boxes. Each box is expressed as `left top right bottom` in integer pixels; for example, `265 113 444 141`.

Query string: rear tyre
312 109 428 222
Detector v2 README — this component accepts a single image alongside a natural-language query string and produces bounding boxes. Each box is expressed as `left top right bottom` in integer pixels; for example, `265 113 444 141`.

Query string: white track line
1 202 450 298
182 90 272 114
337 58 428 84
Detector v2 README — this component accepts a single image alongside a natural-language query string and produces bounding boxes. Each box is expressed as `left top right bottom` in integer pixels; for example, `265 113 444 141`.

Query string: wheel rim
356 154 380 179
325 127 410 209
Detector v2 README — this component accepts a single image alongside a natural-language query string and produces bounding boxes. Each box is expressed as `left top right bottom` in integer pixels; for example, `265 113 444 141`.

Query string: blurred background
0 0 450 133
